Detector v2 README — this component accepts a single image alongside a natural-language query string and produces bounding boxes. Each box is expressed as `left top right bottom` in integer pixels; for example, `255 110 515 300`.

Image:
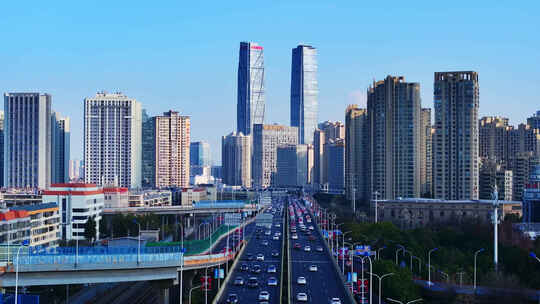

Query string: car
273 235 279 240
265 230 271 235
309 264 318 272
304 246 311 252
275 231 282 236
297 276 307 285
233 277 244 286
294 243 301 250
247 277 258 288
316 246 324 252
292 234 298 240
256 253 265 261
330 298 342 304
309 225 314 230
271 250 279 257
240 263 249 271
267 277 278 286
267 264 277 273
226 293 239 304
246 253 254 261
275 223 281 227
259 290 270 301
297 293 308 302
262 240 269 246
251 265 262 273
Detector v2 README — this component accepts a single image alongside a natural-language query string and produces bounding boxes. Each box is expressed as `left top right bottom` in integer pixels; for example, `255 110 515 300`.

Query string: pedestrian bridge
0 244 240 287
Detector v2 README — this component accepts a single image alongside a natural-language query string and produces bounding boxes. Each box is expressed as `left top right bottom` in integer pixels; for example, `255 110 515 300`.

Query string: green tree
371 260 421 302
83 216 97 242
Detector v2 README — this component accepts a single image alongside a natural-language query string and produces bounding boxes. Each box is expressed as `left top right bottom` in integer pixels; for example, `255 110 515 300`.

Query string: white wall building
42 183 104 241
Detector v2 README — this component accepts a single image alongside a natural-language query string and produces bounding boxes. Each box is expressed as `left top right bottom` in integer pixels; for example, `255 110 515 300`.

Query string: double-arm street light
395 245 405 265
377 246 386 261
367 272 394 304
412 256 422 276
341 231 352 274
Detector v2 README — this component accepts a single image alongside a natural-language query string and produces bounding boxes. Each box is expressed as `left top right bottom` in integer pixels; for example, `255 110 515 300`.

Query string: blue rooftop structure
11 202 59 211
194 200 245 209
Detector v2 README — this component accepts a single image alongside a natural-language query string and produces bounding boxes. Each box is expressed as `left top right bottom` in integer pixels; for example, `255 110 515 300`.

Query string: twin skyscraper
236 41 318 144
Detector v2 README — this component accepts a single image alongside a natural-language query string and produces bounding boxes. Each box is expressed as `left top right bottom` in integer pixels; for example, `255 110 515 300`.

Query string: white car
330 298 342 304
297 293 308 302
309 264 318 272
259 291 270 301
309 226 314 230
256 254 265 261
273 235 279 240
297 276 307 285
304 246 311 252
292 234 298 240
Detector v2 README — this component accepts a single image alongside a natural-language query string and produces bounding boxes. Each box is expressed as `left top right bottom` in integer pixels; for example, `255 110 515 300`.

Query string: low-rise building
0 192 42 209
180 188 208 206
11 203 60 248
0 210 31 245
42 183 104 241
377 198 522 229
128 190 172 207
103 187 129 208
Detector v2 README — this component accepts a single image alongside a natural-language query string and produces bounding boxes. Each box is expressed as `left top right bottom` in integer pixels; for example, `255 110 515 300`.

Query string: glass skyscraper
290 44 318 145
190 141 211 167
237 41 265 135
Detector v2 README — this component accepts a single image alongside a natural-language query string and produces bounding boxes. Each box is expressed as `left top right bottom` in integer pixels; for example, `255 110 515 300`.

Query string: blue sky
1 1 539 164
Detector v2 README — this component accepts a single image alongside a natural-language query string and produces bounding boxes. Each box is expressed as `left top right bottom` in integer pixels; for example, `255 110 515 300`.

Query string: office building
513 152 540 202
237 42 265 135
528 111 540 129
252 124 298 188
324 139 345 192
154 111 190 188
367 76 422 199
0 111 3 187
51 112 70 184
313 129 325 187
345 105 368 201
479 159 513 201
141 109 155 188
276 144 308 188
421 108 433 197
222 132 251 188
291 44 318 145
42 183 104 241
433 72 480 200
190 141 211 167
4 93 52 189
319 121 345 142
84 92 142 188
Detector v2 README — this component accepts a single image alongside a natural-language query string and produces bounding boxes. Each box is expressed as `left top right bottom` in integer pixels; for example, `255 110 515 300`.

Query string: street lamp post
15 240 29 304
428 248 438 286
377 246 386 261
188 284 202 304
335 223 344 256
373 191 380 223
367 272 394 304
412 256 421 276
133 220 141 264
359 255 372 304
342 231 352 275
386 298 423 304
403 250 413 272
179 222 184 304
395 245 404 265
474 248 485 289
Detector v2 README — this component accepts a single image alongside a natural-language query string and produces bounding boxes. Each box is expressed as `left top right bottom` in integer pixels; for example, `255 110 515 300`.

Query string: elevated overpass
103 201 259 215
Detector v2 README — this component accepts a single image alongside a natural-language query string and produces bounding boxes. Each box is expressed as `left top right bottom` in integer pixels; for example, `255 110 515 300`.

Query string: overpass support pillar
158 288 169 304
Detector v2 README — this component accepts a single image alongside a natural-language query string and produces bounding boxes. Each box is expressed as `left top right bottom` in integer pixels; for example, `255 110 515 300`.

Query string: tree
83 216 97 243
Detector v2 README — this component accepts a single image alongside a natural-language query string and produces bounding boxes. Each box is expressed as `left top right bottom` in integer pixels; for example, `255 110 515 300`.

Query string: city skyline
1 2 539 164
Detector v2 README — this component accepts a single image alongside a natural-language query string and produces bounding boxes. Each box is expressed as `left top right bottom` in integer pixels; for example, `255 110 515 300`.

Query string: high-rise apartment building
69 159 81 181
513 152 540 202
420 108 432 197
4 93 52 189
367 76 422 199
141 110 155 188
252 124 298 188
479 159 513 201
276 144 308 188
528 111 540 129
51 112 70 184
319 121 345 142
154 111 190 188
291 44 318 145
508 124 540 160
237 42 265 135
325 139 345 192
84 92 142 188
316 121 345 186
222 132 251 188
190 141 211 167
479 116 510 161
345 105 368 202
433 71 480 200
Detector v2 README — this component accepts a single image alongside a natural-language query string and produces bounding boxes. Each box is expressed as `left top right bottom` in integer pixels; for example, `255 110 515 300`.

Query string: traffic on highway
218 197 285 304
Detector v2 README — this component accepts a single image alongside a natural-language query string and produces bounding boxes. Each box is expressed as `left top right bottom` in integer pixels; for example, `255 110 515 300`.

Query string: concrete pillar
158 288 169 304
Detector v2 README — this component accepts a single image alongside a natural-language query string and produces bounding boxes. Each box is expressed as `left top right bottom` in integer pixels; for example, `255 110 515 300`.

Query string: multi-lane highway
288 197 351 304
217 198 285 304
